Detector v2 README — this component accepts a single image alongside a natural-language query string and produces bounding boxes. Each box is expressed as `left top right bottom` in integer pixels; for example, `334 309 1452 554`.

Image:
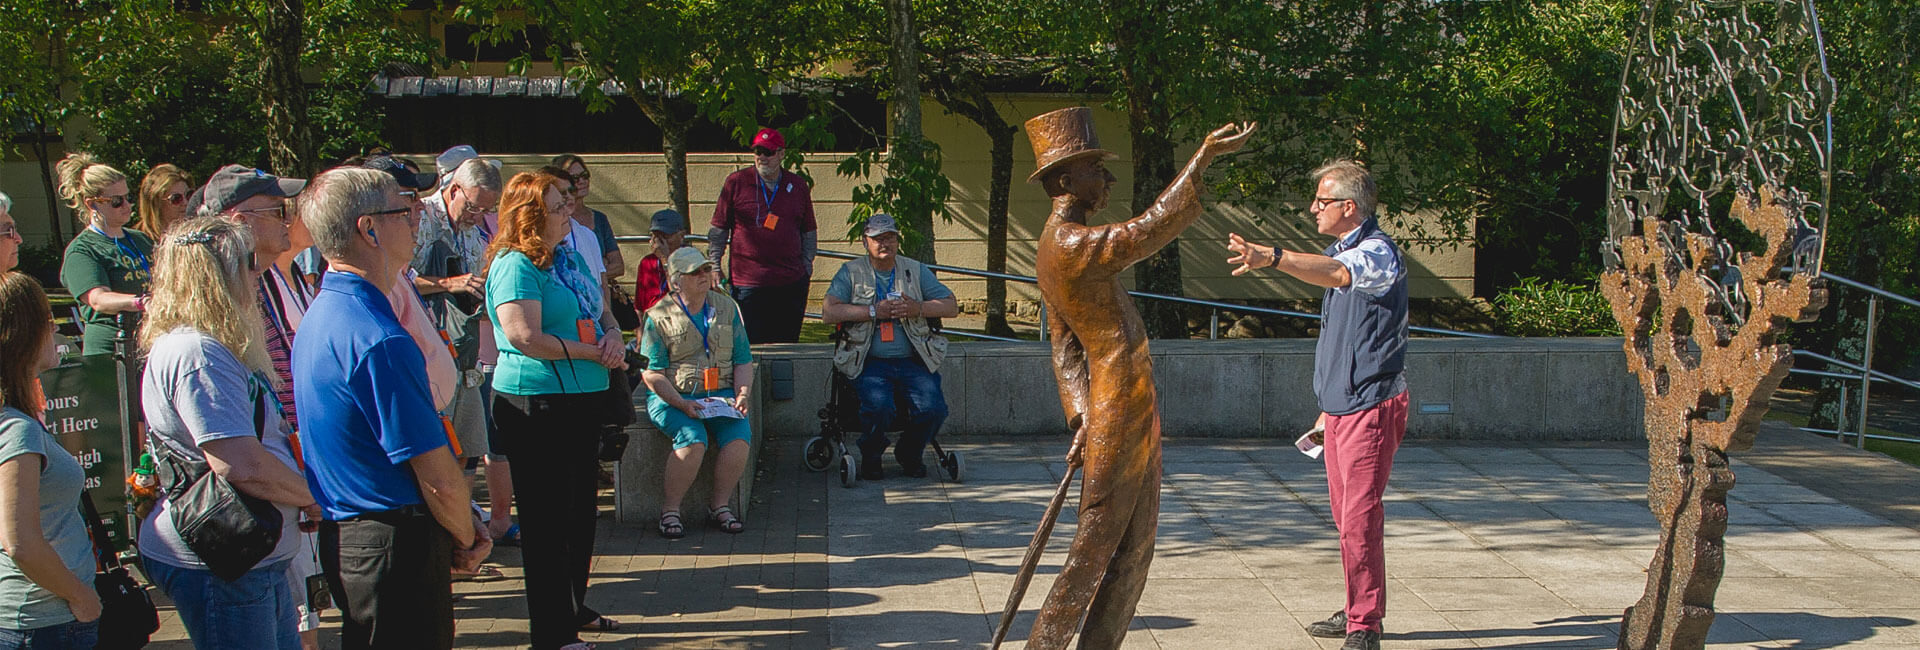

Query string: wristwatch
869 304 878 321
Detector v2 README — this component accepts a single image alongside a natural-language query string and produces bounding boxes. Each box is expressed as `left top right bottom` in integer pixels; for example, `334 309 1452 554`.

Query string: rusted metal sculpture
1010 107 1253 649
1601 1 1834 647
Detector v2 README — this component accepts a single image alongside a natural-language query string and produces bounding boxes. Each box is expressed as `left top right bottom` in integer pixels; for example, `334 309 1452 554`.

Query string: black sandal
659 511 685 539
709 506 744 534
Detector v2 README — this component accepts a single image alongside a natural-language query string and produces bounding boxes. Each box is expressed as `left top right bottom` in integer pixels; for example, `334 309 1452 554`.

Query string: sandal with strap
709 506 744 534
659 511 685 539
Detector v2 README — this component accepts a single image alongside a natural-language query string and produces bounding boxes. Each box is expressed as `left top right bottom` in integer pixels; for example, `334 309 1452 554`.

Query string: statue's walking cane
990 439 1082 649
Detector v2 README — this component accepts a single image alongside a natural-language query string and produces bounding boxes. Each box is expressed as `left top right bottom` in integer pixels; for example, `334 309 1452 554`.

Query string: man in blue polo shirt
292 167 490 650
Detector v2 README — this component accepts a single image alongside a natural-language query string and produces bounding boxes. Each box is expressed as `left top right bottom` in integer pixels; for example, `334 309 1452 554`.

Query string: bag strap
78 490 122 571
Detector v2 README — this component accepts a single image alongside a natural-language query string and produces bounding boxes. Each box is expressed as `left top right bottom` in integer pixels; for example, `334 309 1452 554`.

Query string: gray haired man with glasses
1224 159 1409 650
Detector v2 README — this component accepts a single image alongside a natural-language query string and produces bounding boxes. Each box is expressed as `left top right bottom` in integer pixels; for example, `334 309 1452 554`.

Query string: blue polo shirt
293 271 449 520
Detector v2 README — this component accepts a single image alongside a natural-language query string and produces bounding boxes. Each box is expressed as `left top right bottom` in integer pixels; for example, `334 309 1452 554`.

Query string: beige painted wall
2 96 1473 306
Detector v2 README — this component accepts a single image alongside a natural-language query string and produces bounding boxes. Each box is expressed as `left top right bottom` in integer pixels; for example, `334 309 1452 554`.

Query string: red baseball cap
751 128 785 151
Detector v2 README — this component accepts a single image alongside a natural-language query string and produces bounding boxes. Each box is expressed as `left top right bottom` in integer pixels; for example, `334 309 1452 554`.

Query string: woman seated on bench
637 247 755 538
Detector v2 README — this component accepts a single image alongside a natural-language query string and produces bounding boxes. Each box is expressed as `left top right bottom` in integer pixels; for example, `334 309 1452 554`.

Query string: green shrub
1493 276 1623 337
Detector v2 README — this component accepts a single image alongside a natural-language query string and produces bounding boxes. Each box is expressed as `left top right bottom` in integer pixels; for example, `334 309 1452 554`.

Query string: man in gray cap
819 214 958 479
193 164 309 413
635 208 690 310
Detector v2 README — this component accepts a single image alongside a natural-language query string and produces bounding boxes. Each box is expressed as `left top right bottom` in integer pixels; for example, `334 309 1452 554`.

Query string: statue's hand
1203 122 1259 156
1065 424 1087 468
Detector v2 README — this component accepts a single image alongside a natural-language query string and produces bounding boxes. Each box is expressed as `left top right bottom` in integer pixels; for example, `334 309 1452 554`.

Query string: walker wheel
941 451 964 483
802 436 835 472
839 454 860 488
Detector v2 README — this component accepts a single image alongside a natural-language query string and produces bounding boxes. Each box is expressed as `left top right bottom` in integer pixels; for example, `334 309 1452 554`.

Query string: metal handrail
1777 269 1920 448
1816 270 1920 310
617 234 1499 340
1790 350 1920 393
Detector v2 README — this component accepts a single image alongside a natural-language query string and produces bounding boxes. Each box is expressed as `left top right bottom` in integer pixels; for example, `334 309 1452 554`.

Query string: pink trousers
1323 390 1409 633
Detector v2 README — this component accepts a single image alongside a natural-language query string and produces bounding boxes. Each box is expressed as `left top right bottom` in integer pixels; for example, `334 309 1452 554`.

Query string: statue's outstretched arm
1082 123 1257 273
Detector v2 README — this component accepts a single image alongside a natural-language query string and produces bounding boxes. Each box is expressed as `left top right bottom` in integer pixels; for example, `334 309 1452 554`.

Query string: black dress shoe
900 464 929 478
1306 610 1347 638
1341 629 1380 650
858 458 885 481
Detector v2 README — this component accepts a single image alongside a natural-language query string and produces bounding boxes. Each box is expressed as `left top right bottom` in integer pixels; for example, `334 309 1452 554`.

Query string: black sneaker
1306 610 1347 638
901 464 929 479
858 458 885 481
1341 629 1380 650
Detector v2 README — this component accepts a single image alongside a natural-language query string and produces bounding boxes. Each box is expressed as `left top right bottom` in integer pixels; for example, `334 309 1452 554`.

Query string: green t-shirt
0 407 94 630
60 228 154 355
485 249 611 395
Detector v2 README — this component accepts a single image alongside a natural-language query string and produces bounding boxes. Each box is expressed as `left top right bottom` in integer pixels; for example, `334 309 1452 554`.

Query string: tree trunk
634 94 693 219
31 124 62 243
887 0 934 262
257 0 314 177
984 123 1017 337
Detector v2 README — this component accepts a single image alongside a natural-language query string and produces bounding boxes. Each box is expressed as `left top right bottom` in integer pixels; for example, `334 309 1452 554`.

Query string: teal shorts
646 391 754 450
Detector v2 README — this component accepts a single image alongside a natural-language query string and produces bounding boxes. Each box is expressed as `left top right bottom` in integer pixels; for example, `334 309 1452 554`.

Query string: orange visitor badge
576 319 597 345
878 321 895 342
764 213 780 230
702 367 721 391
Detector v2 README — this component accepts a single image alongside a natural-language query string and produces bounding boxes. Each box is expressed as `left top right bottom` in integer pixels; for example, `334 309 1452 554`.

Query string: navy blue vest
1313 217 1410 415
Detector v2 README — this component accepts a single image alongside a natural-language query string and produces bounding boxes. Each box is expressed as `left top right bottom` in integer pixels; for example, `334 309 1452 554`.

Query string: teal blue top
0 407 94 629
486 249 611 395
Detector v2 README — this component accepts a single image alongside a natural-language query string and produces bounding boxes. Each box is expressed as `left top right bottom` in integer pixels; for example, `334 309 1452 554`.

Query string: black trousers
320 506 454 650
733 279 808 343
495 391 604 649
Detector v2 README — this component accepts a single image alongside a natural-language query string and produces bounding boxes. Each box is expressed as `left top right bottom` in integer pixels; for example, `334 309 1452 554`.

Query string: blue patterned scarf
550 244 605 339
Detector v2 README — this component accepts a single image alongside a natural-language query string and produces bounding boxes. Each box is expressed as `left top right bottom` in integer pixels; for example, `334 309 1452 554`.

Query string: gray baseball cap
649 209 686 234
198 165 307 214
435 145 479 180
864 213 900 237
667 246 713 276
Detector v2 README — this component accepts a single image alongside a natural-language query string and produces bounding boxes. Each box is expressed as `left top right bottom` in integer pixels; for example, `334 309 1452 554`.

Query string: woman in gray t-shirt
0 272 100 649
136 218 319 649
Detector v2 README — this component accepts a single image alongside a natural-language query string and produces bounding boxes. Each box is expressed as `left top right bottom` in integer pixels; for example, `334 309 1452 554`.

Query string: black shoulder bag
80 491 158 649
154 378 285 582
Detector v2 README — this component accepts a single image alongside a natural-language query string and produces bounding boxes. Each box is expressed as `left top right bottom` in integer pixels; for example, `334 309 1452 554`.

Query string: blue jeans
0 619 97 650
144 557 300 650
854 357 949 469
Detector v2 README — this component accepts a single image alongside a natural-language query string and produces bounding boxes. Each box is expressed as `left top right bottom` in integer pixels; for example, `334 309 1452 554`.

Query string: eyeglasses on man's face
0 223 19 238
1311 197 1352 213
237 205 291 224
752 147 778 157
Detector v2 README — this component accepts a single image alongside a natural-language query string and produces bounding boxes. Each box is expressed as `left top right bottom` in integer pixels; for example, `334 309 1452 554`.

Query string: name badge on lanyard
759 177 780 230
576 319 597 345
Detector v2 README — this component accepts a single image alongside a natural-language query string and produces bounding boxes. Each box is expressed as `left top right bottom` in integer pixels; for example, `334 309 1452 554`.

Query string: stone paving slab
143 422 1920 648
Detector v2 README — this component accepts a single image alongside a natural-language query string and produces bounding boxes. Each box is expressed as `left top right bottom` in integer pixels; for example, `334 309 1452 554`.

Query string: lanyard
90 225 150 273
876 269 897 299
757 176 778 217
674 294 714 361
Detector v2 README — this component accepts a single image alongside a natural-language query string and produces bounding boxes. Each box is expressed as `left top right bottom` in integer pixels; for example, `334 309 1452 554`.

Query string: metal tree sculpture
1600 1 1834 647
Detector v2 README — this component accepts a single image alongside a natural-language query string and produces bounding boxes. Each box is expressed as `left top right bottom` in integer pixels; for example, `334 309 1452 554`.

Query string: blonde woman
137 217 318 649
0 272 101 650
56 153 153 355
136 164 194 241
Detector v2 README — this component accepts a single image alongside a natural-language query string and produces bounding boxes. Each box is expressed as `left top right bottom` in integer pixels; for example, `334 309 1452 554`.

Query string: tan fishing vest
832 256 948 379
644 290 741 394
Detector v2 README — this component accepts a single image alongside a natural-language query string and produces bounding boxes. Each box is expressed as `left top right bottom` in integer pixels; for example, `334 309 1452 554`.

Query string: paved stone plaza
147 421 1920 648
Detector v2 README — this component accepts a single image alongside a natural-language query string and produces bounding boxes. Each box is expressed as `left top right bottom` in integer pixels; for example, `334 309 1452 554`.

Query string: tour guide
1225 159 1410 650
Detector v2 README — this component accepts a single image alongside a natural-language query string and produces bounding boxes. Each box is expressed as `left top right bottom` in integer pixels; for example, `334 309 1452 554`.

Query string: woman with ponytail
56 153 153 355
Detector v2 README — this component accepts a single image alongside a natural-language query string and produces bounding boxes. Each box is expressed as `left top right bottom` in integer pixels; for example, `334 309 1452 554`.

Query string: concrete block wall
749 337 1645 442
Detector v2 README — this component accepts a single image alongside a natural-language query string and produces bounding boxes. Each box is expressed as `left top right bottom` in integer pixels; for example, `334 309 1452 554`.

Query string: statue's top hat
1025 107 1116 184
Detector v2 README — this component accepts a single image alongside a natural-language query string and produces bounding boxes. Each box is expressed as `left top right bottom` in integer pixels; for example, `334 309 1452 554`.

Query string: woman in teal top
55 153 153 355
0 272 100 650
482 172 625 650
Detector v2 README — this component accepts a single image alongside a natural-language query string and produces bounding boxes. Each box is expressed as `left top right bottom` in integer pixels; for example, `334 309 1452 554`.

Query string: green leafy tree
0 0 75 239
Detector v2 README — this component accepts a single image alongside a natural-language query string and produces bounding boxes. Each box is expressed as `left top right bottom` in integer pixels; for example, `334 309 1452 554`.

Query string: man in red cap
706 127 818 343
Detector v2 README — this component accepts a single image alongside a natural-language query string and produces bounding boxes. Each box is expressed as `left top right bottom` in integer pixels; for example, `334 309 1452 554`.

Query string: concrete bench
613 367 767 526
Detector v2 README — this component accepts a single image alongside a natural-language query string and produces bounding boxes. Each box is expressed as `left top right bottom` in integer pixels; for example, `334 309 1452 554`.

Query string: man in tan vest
1022 107 1254 649
820 214 960 479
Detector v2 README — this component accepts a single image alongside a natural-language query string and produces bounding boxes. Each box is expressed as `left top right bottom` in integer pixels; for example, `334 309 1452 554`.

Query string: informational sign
39 349 134 552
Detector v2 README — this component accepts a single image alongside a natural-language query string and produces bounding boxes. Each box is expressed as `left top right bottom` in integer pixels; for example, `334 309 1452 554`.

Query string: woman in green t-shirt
0 271 101 648
55 153 152 355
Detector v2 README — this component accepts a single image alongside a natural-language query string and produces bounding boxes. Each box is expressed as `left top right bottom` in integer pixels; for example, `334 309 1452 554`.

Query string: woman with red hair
482 172 625 650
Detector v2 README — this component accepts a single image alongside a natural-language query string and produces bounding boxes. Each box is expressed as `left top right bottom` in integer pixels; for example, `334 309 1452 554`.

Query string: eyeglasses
237 205 291 224
164 192 187 206
752 147 777 157
459 200 492 216
0 224 18 238
368 207 413 219
90 194 130 209
1311 196 1352 212
569 170 592 182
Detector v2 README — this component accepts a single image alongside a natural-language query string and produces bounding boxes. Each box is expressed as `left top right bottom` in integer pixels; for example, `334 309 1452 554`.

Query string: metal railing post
1836 385 1849 444
1038 304 1048 342
1209 309 1220 340
1856 295 1879 449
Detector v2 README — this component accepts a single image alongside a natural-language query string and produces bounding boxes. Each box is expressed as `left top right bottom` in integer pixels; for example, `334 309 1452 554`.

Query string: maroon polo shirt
712 167 817 287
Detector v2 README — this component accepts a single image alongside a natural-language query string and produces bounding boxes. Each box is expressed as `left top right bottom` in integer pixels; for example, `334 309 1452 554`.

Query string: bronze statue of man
1023 107 1254 649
